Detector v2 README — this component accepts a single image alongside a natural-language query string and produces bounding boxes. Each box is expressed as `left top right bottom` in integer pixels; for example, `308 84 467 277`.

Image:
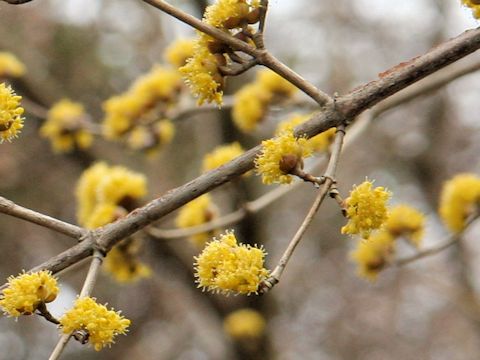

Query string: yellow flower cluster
103 65 180 153
0 52 25 78
350 232 395 281
385 205 425 247
164 38 196 68
76 163 150 283
176 194 219 246
0 271 58 317
40 99 93 153
343 180 427 281
255 130 312 185
233 69 298 133
223 308 266 339
462 0 480 18
75 162 147 228
103 239 152 283
202 142 245 172
276 114 336 153
126 119 175 155
0 83 24 143
59 297 130 351
194 231 269 295
342 180 391 238
180 0 261 106
439 173 480 232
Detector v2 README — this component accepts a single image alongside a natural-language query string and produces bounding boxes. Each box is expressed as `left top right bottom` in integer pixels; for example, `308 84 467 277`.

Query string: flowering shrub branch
1 1 480 357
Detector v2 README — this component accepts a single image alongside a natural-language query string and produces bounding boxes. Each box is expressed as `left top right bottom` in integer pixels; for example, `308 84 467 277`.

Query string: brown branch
6 26 480 282
141 0 333 106
0 196 86 239
122 56 480 242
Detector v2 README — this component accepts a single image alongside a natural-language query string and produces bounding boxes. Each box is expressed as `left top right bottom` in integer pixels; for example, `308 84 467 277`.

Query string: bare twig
393 213 480 267
0 196 86 240
36 302 60 325
259 125 346 293
48 250 104 360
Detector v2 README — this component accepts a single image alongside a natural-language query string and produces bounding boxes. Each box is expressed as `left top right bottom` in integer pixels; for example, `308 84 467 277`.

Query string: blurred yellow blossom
103 239 152 283
350 231 395 281
385 204 425 247
202 142 245 172
439 173 480 232
233 70 298 133
0 52 25 78
176 194 219 246
40 99 93 153
462 0 480 18
165 38 196 68
224 308 266 339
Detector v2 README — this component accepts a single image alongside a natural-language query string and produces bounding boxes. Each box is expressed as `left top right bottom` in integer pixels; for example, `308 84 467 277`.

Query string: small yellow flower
0 83 24 143
202 142 245 172
176 194 219 246
179 37 225 106
232 83 271 133
102 66 181 140
59 297 130 351
40 99 93 153
164 38 196 68
462 0 480 18
76 163 110 226
224 308 266 339
0 271 58 317
350 231 395 281
103 240 151 283
194 231 269 295
232 70 298 133
132 66 182 104
126 119 175 154
0 52 26 78
385 205 425 247
439 173 480 232
75 162 147 227
276 114 336 152
102 93 141 140
85 203 126 229
257 70 297 97
341 180 391 238
255 130 312 185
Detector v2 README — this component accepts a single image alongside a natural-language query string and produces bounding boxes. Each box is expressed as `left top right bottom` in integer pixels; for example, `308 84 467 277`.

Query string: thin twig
259 124 346 293
393 213 480 267
36 302 60 325
0 196 86 240
48 250 104 360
